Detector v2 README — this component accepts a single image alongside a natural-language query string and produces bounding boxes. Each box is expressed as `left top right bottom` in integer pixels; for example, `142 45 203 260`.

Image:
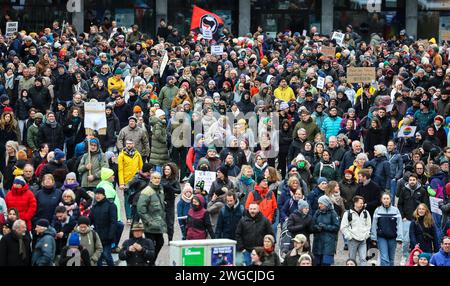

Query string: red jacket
245 184 277 222
186 147 195 173
5 184 37 230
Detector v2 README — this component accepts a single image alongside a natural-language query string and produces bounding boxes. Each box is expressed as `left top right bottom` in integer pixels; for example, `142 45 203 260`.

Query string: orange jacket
245 184 277 222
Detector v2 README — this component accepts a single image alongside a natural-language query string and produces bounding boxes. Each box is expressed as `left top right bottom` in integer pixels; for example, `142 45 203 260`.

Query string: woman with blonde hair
325 181 345 217
409 203 440 254
59 189 80 219
2 140 20 192
236 165 255 205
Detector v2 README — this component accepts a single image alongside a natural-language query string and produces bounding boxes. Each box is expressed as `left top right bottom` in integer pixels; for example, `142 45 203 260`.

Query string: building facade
1 0 449 41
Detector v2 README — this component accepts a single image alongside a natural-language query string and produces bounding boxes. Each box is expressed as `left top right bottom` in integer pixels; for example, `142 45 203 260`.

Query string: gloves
427 186 436 197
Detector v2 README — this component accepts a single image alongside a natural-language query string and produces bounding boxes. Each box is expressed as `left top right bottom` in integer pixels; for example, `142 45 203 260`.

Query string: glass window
419 0 450 10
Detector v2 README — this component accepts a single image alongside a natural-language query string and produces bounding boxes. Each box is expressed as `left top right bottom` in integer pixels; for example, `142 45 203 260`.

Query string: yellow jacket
118 149 143 185
108 76 125 95
274 86 295 102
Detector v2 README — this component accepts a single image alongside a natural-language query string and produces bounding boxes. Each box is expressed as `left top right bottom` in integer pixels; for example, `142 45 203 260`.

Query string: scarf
62 182 79 190
4 73 14 89
124 147 136 158
264 245 274 254
49 120 57 128
254 162 268 171
181 192 193 203
17 232 27 260
240 175 253 186
71 116 81 125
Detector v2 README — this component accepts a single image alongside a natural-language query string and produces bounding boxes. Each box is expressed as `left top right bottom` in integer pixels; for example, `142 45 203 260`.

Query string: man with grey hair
0 220 32 266
367 144 391 191
340 140 363 174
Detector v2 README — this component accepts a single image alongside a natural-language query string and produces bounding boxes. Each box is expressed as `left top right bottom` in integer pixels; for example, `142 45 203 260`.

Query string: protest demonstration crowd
0 5 450 267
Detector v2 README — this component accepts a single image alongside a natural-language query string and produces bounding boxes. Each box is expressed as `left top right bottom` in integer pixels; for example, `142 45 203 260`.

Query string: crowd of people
0 17 450 266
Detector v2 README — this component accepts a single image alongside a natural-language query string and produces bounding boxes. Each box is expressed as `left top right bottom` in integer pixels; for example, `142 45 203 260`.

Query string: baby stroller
277 219 292 262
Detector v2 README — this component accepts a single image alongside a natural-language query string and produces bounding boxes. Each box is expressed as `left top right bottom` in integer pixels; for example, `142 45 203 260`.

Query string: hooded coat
245 184 277 223
311 203 340 257
137 184 166 234
5 184 37 230
78 149 109 188
32 227 56 266
149 117 169 166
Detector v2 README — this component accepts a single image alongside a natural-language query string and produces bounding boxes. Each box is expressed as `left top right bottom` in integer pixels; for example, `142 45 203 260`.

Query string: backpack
319 161 336 178
347 209 368 228
251 189 273 204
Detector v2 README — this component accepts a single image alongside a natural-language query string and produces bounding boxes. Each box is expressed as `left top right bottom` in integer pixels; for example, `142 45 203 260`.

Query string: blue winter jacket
386 151 404 180
32 227 56 266
215 203 244 240
306 187 325 216
322 116 342 143
368 156 391 190
311 207 340 256
430 248 450 266
177 199 191 239
280 199 299 222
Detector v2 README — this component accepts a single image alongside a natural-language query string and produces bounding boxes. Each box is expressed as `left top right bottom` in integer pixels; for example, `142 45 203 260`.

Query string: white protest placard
211 45 224 56
385 104 394 113
397 125 417 138
159 51 169 77
84 101 107 132
195 171 216 192
302 30 307 37
202 29 213 40
332 31 345 46
5 22 18 38
68 58 77 72
317 77 325 89
429 197 443 215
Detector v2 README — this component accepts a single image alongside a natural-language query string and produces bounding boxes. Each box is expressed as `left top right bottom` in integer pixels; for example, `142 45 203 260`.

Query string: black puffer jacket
286 211 314 240
100 113 121 149
119 237 155 266
38 121 64 151
29 85 51 113
235 210 274 251
89 198 117 243
15 96 33 120
54 72 74 102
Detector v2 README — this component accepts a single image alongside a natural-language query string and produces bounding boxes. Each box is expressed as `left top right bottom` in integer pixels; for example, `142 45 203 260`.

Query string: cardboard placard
5 22 18 38
211 45 224 56
440 30 450 41
417 39 430 49
346 67 375 83
194 170 216 192
321 46 336 58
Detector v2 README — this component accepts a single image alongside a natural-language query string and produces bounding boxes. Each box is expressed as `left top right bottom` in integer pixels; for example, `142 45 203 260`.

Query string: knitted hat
218 165 228 178
13 176 26 187
435 115 444 123
317 177 328 185
445 182 450 196
318 195 333 209
114 68 123 75
36 218 49 228
65 172 77 181
128 116 138 122
133 105 142 113
418 252 431 261
68 232 80 246
280 102 289 110
155 109 165 118
74 144 85 157
94 188 105 195
54 148 65 161
264 234 275 245
101 168 115 181
297 200 309 212
89 138 100 146
77 216 90 226
344 169 354 176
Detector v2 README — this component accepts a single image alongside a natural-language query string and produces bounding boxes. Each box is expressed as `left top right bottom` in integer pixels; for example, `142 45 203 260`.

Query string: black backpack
347 209 368 227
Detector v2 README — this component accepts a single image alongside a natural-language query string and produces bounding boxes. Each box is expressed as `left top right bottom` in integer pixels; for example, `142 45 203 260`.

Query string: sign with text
211 246 234 266
332 31 345 46
430 197 443 215
195 171 216 192
182 247 205 266
316 76 325 89
346 67 375 83
211 45 224 56
5 22 18 38
321 46 336 58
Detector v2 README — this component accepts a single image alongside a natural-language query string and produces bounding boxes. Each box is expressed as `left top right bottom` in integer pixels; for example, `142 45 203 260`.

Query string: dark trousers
114 221 124 247
171 146 188 178
165 201 175 241
145 233 164 265
278 151 289 179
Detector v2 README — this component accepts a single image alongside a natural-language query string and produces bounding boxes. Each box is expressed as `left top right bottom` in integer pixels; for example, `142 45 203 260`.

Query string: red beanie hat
445 182 450 196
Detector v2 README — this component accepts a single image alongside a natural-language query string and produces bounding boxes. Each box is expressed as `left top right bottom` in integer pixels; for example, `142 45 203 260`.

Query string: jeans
390 179 397 205
432 213 443 239
18 119 26 142
402 220 411 258
98 241 114 266
114 221 124 247
272 209 279 242
348 239 367 266
377 237 397 266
